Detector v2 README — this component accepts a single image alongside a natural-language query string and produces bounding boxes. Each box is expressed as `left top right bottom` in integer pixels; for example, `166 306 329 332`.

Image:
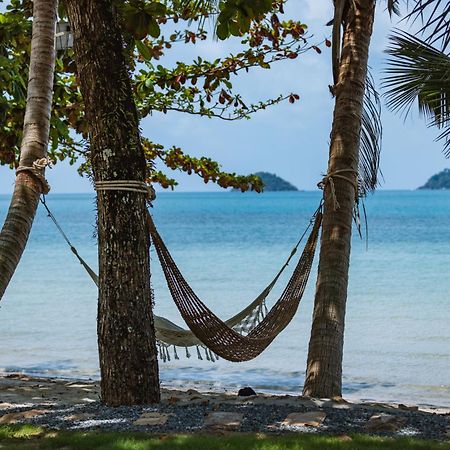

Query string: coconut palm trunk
303 0 376 398
65 0 160 406
0 0 57 299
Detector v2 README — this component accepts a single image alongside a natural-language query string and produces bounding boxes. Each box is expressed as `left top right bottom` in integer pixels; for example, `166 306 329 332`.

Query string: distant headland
255 172 298 191
419 169 450 190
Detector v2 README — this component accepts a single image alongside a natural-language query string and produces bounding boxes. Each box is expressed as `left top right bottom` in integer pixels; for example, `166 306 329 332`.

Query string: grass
0 425 449 450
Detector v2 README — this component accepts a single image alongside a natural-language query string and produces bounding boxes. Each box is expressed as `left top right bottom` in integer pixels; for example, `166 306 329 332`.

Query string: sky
0 0 448 194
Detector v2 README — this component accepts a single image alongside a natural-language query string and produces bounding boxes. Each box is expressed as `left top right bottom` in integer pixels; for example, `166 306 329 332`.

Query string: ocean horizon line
0 188 440 196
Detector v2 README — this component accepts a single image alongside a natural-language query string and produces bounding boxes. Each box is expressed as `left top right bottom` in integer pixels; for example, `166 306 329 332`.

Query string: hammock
41 197 321 362
148 210 321 362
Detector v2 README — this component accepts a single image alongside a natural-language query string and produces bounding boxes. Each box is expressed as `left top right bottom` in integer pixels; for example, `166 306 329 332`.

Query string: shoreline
1 371 449 412
1 373 449 440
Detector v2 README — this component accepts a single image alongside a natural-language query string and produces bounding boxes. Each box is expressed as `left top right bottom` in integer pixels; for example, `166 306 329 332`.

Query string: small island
255 172 299 191
419 168 450 189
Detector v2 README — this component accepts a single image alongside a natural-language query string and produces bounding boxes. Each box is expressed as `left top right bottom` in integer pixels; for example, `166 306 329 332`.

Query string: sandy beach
0 373 449 440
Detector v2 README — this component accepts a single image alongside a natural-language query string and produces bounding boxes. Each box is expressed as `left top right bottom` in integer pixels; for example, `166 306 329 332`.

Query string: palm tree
65 0 160 406
383 31 450 155
304 0 450 398
302 0 380 398
0 0 57 298
192 0 448 399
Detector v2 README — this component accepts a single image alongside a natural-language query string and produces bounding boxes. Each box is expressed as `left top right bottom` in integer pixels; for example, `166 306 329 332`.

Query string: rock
133 412 173 426
0 403 13 409
365 413 406 432
65 413 95 422
186 389 200 396
280 411 326 428
203 412 243 430
238 387 257 397
331 396 349 403
0 409 48 424
5 373 31 381
398 404 419 411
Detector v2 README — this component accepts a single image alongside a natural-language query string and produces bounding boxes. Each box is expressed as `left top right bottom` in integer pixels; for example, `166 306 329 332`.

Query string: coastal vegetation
0 0 314 406
254 172 299 191
419 169 450 189
303 0 450 399
233 172 299 191
0 0 449 441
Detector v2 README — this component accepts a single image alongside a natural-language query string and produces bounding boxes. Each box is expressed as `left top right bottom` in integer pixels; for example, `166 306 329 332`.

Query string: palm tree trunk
65 0 160 406
0 0 57 299
303 0 376 398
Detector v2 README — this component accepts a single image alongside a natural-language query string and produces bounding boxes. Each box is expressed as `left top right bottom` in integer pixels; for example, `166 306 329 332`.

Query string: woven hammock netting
41 196 321 363
148 210 322 362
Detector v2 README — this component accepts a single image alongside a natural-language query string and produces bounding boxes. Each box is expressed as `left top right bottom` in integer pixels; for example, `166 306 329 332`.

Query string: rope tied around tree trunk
317 169 359 211
94 180 156 202
16 157 52 194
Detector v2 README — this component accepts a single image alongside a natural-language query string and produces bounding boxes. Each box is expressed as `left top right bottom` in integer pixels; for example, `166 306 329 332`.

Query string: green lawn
0 425 449 450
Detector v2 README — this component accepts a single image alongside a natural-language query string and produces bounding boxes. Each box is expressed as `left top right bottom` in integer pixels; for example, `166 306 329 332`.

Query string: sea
1 191 449 407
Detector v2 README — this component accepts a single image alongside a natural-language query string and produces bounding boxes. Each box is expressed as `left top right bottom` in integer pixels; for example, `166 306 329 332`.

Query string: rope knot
317 169 359 211
16 157 52 194
33 157 53 171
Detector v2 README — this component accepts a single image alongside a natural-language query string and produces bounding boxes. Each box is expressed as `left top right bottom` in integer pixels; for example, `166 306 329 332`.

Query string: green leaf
136 40 152 60
229 20 240 36
148 18 160 38
57 2 67 20
216 21 229 40
144 2 166 16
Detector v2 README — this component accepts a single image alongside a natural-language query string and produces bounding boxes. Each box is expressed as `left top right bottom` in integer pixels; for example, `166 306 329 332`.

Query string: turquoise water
1 191 449 406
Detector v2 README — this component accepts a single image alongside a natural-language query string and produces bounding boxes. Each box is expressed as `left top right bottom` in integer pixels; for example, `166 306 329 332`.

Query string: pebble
0 384 449 440
238 387 257 397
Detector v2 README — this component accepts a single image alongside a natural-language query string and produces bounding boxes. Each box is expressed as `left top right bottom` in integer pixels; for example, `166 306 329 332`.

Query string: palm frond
383 30 450 155
404 0 450 50
359 72 383 194
387 0 401 17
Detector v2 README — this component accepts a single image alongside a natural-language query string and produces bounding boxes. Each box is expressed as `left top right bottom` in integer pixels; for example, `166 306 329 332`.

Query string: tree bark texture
0 0 57 299
303 0 375 398
65 0 160 406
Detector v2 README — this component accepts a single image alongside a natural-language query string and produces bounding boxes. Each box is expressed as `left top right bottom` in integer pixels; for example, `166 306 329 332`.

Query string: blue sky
0 0 448 194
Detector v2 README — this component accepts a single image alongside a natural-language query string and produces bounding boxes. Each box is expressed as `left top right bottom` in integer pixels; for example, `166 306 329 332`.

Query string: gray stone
281 411 326 427
398 404 419 411
204 412 243 430
0 409 48 424
133 412 173 426
365 413 406 432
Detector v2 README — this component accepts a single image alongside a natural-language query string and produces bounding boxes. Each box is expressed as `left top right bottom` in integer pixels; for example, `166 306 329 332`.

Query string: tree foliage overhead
0 0 318 192
402 0 450 50
383 31 450 156
383 1 450 156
